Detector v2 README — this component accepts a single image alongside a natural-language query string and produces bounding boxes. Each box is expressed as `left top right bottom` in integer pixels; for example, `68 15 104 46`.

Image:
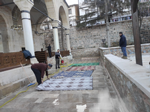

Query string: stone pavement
0 57 128 112
128 54 150 69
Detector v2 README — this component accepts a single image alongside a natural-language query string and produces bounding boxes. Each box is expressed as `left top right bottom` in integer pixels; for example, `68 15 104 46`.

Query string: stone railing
0 52 30 71
35 50 70 64
99 44 150 111
72 48 100 58
104 54 150 112
99 43 150 65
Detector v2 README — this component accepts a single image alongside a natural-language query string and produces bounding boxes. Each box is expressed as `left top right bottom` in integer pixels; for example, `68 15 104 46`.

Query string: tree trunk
131 1 143 65
105 0 110 47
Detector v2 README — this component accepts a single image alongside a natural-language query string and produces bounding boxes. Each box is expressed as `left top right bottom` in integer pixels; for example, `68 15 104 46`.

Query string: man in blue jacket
119 32 127 59
55 49 60 69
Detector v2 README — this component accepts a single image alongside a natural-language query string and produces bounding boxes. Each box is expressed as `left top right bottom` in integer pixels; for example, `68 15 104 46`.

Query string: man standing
47 44 52 58
55 49 60 69
31 63 53 85
119 32 127 59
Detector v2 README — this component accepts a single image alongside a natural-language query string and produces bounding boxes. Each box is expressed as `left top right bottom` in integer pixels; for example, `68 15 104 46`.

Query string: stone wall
105 54 150 112
69 17 150 50
99 43 150 65
44 29 68 52
0 65 35 99
69 20 134 50
0 6 44 53
71 48 99 58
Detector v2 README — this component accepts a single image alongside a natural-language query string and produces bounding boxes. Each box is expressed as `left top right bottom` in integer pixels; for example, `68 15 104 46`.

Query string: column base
30 58 39 64
67 52 73 60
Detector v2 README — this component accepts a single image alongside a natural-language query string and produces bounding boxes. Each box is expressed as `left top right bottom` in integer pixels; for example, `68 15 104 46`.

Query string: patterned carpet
36 77 93 91
52 71 93 79
67 66 95 71
70 63 99 67
36 62 98 91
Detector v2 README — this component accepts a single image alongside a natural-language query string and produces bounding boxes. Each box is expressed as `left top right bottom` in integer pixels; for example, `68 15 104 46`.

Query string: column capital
50 20 59 28
65 29 70 35
13 0 34 12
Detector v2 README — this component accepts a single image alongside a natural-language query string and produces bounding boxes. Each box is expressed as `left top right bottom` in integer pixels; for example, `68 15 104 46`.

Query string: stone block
11 82 21 93
104 54 150 112
1 85 13 98
0 90 2 99
20 78 30 87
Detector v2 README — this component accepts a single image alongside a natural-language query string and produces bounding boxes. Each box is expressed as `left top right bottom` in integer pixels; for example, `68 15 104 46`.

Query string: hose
0 63 72 109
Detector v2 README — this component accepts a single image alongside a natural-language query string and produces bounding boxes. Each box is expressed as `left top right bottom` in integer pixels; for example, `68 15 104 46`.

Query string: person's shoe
122 56 127 59
58 67 60 69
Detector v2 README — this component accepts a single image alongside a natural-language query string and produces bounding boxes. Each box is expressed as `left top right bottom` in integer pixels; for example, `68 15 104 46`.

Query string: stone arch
59 6 69 28
12 5 21 26
45 0 69 28
0 7 13 52
44 0 70 51
45 0 57 20
0 15 9 53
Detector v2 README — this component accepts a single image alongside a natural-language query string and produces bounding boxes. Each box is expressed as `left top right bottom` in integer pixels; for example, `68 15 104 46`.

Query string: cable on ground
0 63 72 109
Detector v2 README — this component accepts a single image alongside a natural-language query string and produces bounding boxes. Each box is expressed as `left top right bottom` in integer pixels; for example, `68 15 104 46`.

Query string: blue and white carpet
52 71 93 79
36 77 93 91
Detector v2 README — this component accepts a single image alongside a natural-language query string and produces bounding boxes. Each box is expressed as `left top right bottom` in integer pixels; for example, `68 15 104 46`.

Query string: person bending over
31 63 52 85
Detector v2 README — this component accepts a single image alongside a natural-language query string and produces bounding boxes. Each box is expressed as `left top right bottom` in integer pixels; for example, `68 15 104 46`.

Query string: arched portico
0 15 9 53
58 6 71 51
45 0 71 52
59 6 69 28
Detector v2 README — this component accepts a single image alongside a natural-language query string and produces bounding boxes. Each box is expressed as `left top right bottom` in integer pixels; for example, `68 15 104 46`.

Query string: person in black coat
47 44 52 58
119 32 127 59
55 49 60 69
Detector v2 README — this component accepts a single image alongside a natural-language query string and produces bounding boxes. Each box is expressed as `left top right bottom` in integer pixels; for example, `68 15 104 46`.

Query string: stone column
0 32 3 52
65 29 71 52
50 21 60 52
13 0 35 56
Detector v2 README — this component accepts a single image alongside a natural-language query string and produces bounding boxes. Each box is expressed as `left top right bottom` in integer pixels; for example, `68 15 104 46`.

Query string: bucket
61 60 64 64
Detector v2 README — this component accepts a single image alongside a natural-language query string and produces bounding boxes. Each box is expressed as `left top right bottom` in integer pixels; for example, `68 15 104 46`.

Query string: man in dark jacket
47 44 52 58
55 49 60 69
31 63 52 85
119 32 127 59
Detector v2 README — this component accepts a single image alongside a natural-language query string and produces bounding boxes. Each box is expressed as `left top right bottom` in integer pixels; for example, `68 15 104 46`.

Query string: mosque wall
0 34 3 52
69 17 150 50
44 29 68 52
0 7 44 53
69 20 134 50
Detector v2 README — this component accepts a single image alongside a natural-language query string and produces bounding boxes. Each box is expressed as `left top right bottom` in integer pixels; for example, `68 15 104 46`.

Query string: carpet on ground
70 63 99 67
67 66 95 71
52 70 93 79
36 77 93 91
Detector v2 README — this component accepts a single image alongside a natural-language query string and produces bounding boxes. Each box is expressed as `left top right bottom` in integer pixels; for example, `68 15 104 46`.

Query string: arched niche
0 15 9 53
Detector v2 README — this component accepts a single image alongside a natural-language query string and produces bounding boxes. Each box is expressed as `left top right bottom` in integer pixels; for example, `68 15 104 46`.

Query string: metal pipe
0 2 14 7
0 2 67 29
33 6 53 21
33 6 67 29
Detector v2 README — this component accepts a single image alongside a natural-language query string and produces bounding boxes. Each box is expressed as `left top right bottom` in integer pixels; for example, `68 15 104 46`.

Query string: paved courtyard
0 57 128 112
128 54 150 69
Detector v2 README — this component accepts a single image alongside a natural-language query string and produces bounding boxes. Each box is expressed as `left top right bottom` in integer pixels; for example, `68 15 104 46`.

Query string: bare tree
77 0 131 46
138 1 150 43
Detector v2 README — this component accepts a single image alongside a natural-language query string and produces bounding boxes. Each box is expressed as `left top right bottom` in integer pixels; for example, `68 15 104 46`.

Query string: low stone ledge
0 75 35 99
105 54 150 112
72 48 100 58
0 65 34 86
0 65 35 99
99 43 150 66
